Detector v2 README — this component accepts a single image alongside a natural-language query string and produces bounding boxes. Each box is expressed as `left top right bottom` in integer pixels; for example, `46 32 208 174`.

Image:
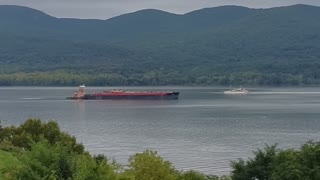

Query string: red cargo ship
67 85 179 100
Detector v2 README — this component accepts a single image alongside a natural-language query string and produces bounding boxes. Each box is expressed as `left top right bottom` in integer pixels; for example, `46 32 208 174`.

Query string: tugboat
67 85 179 100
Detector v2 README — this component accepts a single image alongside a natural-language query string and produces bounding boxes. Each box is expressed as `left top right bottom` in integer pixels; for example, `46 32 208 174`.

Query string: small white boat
224 87 249 95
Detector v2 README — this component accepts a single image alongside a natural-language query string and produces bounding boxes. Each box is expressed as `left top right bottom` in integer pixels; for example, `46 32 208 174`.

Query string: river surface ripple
1 86 320 175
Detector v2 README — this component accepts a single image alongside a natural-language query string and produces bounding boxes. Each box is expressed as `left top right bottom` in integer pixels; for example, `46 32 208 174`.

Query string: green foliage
299 142 320 179
271 149 303 180
178 171 231 180
70 153 117 180
6 141 60 180
126 150 179 180
231 145 278 180
0 119 118 180
0 150 21 179
179 170 207 180
0 118 84 153
231 142 320 180
271 142 320 180
4 141 117 180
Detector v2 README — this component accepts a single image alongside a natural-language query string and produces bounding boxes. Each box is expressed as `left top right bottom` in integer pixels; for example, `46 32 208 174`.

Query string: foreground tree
0 119 117 180
0 119 84 153
230 142 320 180
125 150 179 180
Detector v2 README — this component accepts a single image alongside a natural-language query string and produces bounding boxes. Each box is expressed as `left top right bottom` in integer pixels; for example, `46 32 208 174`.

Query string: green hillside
0 4 319 85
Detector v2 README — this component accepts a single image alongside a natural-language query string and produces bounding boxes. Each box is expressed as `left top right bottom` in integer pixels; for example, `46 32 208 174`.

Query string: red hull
67 86 179 100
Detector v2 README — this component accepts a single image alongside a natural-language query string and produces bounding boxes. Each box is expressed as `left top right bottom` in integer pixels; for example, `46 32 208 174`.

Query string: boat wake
21 97 65 100
249 91 320 95
21 97 44 100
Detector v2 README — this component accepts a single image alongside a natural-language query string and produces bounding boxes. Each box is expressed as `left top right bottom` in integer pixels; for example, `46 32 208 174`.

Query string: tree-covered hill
0 4 320 85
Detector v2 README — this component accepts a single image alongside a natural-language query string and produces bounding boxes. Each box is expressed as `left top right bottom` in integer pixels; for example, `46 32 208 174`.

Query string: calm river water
1 86 320 175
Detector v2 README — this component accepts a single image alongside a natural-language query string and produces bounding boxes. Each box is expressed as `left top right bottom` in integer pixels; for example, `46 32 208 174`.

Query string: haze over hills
0 4 320 85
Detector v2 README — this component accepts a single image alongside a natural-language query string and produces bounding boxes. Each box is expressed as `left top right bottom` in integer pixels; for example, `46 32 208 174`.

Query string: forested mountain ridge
0 4 320 86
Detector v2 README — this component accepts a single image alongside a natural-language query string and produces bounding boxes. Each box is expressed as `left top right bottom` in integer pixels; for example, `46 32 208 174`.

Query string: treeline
1 5 320 86
1 119 320 179
0 71 318 86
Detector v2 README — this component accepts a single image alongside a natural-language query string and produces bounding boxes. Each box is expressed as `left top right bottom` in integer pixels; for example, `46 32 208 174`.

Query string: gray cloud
0 0 319 19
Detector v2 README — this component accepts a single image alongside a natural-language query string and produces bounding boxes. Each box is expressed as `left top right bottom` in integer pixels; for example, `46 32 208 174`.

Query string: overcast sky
0 0 319 19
